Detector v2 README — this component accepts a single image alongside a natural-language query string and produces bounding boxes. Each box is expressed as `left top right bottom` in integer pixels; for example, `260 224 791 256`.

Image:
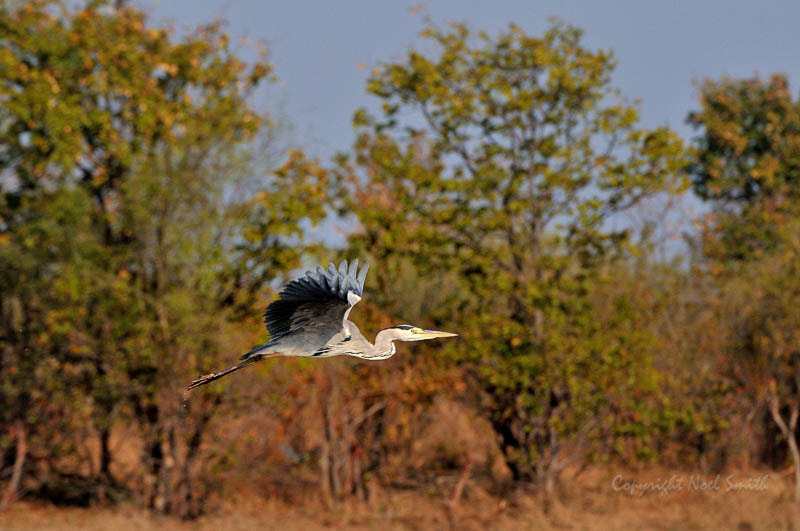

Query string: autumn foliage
2 0 800 522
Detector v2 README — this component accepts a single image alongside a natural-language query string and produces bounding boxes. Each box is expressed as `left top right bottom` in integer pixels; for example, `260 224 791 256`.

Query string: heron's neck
370 329 398 360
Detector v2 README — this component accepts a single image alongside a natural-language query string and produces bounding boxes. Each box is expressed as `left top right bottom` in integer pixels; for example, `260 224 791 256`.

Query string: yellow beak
419 329 458 339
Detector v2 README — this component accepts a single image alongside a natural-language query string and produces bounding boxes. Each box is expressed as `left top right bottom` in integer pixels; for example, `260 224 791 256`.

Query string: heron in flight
187 259 456 390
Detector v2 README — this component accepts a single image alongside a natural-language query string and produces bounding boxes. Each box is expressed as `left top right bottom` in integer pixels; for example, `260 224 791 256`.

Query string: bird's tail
186 348 278 391
239 340 277 360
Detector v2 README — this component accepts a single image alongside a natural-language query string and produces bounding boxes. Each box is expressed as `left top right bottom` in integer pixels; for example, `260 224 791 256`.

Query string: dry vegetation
2 466 798 530
4 2 800 529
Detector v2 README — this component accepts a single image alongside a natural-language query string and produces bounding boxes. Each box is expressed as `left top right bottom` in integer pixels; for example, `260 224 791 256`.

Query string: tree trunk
0 420 27 510
444 453 472 531
768 396 800 502
100 426 113 482
541 461 561 515
490 414 524 482
175 395 220 519
789 433 800 504
148 431 166 512
134 400 165 512
323 388 342 502
319 437 333 507
318 371 335 507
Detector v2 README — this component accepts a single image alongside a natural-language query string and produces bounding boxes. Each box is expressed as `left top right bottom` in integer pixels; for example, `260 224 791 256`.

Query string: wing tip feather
264 259 371 339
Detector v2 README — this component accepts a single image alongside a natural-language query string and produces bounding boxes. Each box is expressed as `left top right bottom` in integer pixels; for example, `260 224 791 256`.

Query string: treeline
1 0 800 518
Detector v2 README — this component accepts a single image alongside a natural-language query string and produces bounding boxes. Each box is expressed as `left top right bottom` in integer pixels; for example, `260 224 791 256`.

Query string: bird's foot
186 372 216 391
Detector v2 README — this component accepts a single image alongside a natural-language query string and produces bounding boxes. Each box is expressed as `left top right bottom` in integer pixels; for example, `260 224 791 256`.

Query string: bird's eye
412 327 423 334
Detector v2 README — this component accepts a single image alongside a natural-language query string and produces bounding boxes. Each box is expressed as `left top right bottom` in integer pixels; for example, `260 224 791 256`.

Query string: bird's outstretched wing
264 259 369 341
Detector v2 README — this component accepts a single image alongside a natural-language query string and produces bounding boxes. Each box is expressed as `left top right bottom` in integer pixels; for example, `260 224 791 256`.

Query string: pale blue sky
140 0 800 160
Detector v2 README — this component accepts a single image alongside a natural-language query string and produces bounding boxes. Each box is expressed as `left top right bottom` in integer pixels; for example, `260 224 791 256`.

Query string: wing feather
264 260 370 341
357 262 370 289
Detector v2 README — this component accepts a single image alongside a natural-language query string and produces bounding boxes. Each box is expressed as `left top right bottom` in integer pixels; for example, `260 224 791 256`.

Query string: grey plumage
261 259 368 344
187 259 456 391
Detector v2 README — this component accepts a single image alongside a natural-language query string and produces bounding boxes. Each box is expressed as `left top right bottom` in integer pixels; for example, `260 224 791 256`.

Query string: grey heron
187 259 457 390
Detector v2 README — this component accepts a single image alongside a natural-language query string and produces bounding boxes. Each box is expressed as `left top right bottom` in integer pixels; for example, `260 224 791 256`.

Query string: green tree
0 0 327 514
689 74 800 501
337 19 686 492
717 225 800 501
688 74 800 263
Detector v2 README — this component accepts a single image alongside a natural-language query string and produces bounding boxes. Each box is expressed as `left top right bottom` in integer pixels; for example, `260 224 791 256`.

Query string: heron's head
385 325 458 342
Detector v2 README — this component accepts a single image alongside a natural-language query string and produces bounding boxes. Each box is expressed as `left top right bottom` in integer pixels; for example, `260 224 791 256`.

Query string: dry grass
2 466 799 530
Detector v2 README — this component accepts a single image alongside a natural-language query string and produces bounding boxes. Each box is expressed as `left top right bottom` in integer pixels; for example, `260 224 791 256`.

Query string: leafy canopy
339 19 687 481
